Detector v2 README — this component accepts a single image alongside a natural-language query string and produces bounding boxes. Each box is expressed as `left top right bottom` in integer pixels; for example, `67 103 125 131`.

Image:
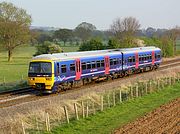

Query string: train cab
28 60 55 93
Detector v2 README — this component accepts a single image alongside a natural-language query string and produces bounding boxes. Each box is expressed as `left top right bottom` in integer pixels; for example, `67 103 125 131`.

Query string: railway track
0 58 179 108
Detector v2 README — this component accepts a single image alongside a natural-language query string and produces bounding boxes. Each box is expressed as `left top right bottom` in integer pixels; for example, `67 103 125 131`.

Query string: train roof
32 46 161 61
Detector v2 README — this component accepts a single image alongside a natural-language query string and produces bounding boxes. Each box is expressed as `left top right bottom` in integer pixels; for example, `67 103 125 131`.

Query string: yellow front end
28 60 54 93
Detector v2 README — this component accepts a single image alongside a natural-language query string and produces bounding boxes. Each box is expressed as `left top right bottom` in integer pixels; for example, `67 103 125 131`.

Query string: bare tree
110 17 140 45
166 26 180 55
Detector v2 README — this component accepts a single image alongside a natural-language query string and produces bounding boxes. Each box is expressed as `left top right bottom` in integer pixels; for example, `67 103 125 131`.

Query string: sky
1 0 180 30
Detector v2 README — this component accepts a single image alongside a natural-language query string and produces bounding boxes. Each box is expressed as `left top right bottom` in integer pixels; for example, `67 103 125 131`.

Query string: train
28 46 162 93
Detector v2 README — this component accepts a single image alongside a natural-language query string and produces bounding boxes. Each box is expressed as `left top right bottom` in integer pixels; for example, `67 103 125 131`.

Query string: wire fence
0 72 179 134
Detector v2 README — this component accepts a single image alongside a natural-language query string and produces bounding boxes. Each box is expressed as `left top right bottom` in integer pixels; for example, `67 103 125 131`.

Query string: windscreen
28 62 52 76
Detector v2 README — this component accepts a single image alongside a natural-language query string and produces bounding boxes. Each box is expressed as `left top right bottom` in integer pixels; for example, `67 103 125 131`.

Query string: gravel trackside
0 66 179 128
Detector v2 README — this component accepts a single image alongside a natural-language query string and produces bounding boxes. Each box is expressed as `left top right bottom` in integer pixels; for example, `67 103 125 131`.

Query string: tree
34 41 62 56
107 38 120 49
53 28 73 45
0 2 32 61
145 27 156 38
166 26 180 55
110 17 140 46
76 22 96 31
36 33 53 44
74 22 96 42
48 43 62 54
79 38 104 51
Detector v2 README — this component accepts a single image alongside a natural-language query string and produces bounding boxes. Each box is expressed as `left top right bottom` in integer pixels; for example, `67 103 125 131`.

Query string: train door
135 52 139 69
75 58 81 80
104 56 110 74
152 51 155 65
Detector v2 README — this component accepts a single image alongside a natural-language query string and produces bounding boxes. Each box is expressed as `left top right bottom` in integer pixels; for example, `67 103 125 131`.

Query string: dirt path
114 98 180 134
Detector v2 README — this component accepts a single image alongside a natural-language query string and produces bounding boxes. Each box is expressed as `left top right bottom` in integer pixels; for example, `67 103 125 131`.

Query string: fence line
3 73 180 134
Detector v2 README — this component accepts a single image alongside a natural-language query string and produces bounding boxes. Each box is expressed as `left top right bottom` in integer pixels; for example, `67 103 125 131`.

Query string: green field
61 46 79 52
50 83 180 134
0 45 36 83
176 40 180 50
0 45 79 83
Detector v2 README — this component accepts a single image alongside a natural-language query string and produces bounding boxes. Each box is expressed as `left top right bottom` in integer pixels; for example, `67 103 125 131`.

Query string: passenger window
142 55 145 61
149 54 152 59
132 56 135 62
96 61 101 68
87 62 91 69
144 55 147 60
139 55 141 61
82 62 86 70
101 60 104 67
110 59 113 65
158 54 161 58
70 64 75 72
128 57 132 63
61 65 66 73
57 63 60 75
91 61 96 69
147 55 149 60
119 59 121 64
113 59 118 65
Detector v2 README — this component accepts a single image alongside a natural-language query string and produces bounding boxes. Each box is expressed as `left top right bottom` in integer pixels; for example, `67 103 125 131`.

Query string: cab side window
61 65 66 73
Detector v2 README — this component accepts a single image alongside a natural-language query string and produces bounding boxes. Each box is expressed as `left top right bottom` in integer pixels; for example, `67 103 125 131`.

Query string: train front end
28 60 54 93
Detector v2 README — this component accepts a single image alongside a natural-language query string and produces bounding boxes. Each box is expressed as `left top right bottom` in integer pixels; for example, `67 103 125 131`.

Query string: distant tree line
1 1 180 62
32 17 180 57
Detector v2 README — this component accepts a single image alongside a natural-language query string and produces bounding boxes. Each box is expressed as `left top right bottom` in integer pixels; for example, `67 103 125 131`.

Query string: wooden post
136 84 138 97
22 121 26 134
119 89 122 103
92 101 96 115
173 75 175 84
113 92 116 106
107 94 110 107
161 79 165 89
157 79 160 90
178 73 180 82
45 113 50 132
74 103 79 120
126 90 129 100
35 117 39 132
81 101 85 118
169 77 171 86
145 82 148 94
166 77 168 85
63 106 69 124
101 96 104 111
149 81 152 93
86 101 89 117
130 85 133 98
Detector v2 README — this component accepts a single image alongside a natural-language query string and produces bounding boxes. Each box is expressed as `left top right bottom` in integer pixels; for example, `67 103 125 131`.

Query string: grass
50 82 180 134
0 45 36 83
0 45 79 84
61 46 79 52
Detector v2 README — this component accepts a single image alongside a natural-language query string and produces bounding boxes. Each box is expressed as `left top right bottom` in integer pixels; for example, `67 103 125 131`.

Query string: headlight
46 77 52 81
29 78 35 80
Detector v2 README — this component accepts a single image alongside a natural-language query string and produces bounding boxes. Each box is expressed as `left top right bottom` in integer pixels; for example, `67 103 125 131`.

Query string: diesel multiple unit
28 46 161 93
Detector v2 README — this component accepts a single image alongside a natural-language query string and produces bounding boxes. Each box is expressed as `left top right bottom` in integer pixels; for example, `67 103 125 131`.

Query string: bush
140 37 174 57
79 38 105 51
34 41 62 56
